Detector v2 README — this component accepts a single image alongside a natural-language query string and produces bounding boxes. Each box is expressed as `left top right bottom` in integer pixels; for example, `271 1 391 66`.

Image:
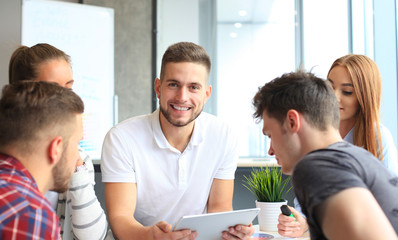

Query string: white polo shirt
101 109 238 227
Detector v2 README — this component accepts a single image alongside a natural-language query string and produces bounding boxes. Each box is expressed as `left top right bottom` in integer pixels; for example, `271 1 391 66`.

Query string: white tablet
173 208 260 240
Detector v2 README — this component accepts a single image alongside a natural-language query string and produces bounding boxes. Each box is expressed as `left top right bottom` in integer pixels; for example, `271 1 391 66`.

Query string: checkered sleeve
0 196 60 240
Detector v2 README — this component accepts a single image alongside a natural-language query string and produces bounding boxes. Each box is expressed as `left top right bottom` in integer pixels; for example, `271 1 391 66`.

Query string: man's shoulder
116 113 152 128
0 181 55 218
306 141 371 160
197 112 232 130
109 113 154 137
0 183 59 239
296 142 379 175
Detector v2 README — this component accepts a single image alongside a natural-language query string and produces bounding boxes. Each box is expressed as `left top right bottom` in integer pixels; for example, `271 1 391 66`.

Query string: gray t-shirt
293 141 398 240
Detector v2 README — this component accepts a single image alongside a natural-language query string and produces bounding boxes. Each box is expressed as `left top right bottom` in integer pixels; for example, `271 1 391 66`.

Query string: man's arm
105 182 146 239
317 187 397 240
67 152 108 240
207 179 254 240
207 179 234 213
105 182 196 240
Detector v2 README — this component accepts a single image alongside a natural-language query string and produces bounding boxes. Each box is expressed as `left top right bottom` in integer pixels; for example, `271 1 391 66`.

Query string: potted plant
243 166 292 232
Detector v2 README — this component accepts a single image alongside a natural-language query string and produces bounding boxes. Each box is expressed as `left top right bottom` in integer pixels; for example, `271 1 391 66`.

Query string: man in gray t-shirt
293 141 398 239
252 70 398 240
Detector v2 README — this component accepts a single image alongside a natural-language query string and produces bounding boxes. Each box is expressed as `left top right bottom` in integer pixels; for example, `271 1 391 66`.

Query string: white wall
0 0 21 89
156 0 199 77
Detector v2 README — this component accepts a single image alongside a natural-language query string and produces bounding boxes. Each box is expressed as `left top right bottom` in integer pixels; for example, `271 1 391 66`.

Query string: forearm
207 179 234 213
109 215 151 240
207 204 233 213
67 168 108 240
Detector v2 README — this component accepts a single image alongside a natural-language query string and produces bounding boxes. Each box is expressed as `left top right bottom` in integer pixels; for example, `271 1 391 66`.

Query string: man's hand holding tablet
173 208 259 240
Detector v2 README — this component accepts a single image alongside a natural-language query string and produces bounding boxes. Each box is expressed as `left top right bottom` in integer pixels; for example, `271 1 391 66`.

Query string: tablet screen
173 208 260 240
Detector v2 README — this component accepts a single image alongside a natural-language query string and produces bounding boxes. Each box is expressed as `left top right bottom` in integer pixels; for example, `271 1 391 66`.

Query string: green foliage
243 167 292 202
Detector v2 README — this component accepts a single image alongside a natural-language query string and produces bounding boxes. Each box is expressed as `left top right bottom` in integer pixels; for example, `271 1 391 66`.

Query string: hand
75 155 84 167
222 223 255 240
149 221 198 240
277 206 308 238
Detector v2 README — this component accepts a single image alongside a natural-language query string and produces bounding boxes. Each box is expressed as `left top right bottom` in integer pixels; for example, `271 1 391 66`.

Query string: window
216 0 295 158
302 0 349 78
156 0 395 159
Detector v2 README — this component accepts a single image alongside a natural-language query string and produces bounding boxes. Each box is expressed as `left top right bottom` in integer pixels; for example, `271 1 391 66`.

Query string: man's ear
286 109 301 133
48 136 63 165
154 78 161 99
204 84 212 103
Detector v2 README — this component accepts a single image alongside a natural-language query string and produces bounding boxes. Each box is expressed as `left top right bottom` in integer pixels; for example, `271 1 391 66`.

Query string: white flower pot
256 200 287 232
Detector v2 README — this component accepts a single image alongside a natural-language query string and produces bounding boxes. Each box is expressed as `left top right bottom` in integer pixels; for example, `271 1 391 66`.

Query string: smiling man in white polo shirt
101 42 254 240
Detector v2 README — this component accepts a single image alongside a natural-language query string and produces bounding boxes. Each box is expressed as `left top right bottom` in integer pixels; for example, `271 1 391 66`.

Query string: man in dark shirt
0 81 84 239
252 70 398 240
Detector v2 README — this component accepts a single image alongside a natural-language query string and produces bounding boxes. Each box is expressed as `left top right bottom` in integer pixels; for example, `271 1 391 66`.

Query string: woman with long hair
327 54 397 172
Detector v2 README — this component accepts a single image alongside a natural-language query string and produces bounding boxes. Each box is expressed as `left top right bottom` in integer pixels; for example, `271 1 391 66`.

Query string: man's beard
51 148 74 193
159 102 202 127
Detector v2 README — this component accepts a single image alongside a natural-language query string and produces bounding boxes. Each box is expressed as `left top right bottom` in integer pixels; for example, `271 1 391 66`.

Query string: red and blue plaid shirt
0 153 60 239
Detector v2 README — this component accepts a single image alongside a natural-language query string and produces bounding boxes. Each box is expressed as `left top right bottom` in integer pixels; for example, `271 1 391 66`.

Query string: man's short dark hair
0 81 84 154
160 42 211 81
253 70 339 130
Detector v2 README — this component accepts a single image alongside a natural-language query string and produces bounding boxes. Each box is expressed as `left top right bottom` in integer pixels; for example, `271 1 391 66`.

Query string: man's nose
177 87 188 100
268 143 274 156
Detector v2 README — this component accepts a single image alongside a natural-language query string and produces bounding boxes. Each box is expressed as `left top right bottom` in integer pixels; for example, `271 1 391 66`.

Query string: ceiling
216 0 277 23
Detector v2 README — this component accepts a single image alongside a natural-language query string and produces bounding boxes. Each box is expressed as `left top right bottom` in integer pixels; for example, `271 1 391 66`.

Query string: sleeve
214 124 238 180
66 149 108 240
101 126 136 182
292 153 367 221
379 125 398 176
2 203 60 239
293 197 306 218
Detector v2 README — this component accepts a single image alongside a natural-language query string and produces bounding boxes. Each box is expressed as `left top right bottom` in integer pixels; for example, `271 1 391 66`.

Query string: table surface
93 157 280 167
253 225 310 239
237 157 278 167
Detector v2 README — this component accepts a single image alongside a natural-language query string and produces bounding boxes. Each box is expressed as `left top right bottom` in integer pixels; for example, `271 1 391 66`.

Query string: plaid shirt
0 153 60 239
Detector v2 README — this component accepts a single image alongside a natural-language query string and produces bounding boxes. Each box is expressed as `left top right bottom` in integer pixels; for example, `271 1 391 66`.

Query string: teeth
173 105 189 111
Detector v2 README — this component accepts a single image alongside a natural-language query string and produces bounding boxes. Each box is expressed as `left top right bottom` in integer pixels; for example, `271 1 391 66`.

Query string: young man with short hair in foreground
0 81 84 239
252 71 398 240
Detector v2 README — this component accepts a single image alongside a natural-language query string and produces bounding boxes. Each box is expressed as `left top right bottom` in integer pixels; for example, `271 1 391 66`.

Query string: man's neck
300 126 343 158
3 146 52 194
159 114 195 152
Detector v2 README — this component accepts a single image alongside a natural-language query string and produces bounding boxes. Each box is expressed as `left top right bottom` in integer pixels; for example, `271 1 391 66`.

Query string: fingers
277 212 306 238
222 224 255 240
176 231 198 240
289 206 303 218
278 212 301 237
278 224 305 238
173 230 197 240
153 221 194 240
156 221 173 233
278 212 297 223
75 155 83 167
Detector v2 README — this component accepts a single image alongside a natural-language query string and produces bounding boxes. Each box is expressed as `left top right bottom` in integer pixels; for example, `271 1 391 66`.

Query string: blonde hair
328 54 383 160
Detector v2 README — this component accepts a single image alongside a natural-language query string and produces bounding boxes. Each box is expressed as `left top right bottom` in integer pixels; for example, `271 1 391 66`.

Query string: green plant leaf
242 166 291 202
